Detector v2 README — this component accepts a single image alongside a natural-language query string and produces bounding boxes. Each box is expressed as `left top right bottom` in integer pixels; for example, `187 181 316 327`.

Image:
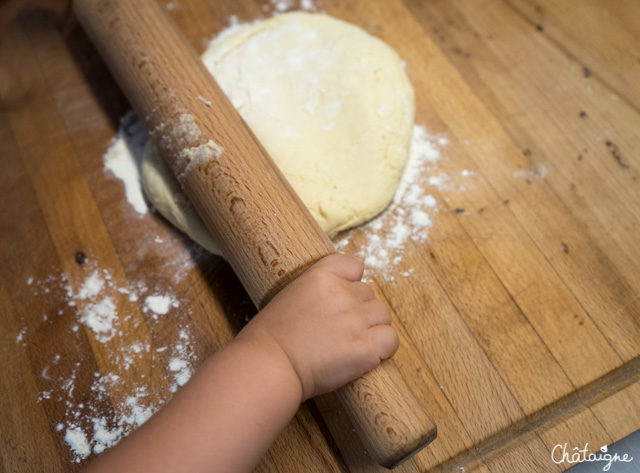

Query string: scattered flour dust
335 127 546 281
15 326 27 345
336 124 445 281
176 139 224 182
168 343 194 391
16 260 200 463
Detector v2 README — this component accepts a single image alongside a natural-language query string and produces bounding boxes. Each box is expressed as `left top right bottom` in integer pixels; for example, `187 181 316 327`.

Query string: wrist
234 326 306 404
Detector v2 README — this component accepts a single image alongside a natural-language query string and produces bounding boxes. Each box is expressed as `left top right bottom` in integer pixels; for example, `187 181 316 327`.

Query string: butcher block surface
1 0 639 472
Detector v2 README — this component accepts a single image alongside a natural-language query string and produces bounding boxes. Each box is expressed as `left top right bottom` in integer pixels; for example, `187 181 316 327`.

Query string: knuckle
306 267 333 289
305 266 326 282
370 299 385 312
334 253 364 275
309 271 356 306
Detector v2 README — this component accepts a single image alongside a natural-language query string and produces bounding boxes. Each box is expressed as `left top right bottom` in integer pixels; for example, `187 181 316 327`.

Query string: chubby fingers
313 253 364 281
349 278 395 359
361 299 392 326
349 281 376 302
364 299 398 361
368 324 400 361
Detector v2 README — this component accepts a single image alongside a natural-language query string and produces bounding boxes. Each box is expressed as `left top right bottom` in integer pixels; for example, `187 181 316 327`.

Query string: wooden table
1 0 639 472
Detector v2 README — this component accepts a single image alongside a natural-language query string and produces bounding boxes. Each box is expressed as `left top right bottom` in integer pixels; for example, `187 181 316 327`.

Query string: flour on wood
16 257 204 462
103 111 148 215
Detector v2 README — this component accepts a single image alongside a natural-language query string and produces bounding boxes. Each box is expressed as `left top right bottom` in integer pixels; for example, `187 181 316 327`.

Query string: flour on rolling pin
149 112 223 183
176 140 222 181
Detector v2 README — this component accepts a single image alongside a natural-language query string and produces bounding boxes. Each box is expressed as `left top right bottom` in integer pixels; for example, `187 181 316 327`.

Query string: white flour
176 139 223 182
168 351 194 391
336 124 447 281
77 270 105 300
144 294 178 316
15 326 27 345
103 111 149 215
64 427 91 460
17 259 199 462
81 297 117 341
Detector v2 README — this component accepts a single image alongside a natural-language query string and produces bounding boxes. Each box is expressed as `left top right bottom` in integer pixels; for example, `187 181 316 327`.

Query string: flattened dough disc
142 12 415 255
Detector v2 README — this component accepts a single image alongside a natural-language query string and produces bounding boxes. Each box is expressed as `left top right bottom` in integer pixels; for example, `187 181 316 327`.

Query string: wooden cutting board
1 0 639 472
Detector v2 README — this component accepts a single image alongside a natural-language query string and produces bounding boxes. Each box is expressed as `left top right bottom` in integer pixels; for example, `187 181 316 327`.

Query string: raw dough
142 12 414 255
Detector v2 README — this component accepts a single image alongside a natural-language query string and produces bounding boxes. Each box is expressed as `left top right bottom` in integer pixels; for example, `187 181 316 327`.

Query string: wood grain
1 0 638 472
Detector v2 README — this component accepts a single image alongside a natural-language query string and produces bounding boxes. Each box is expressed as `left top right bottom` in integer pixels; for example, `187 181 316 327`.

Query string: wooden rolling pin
74 0 436 467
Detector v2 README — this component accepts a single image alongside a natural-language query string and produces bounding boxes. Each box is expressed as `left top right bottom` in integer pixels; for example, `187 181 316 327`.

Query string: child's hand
85 254 398 472
237 254 399 400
